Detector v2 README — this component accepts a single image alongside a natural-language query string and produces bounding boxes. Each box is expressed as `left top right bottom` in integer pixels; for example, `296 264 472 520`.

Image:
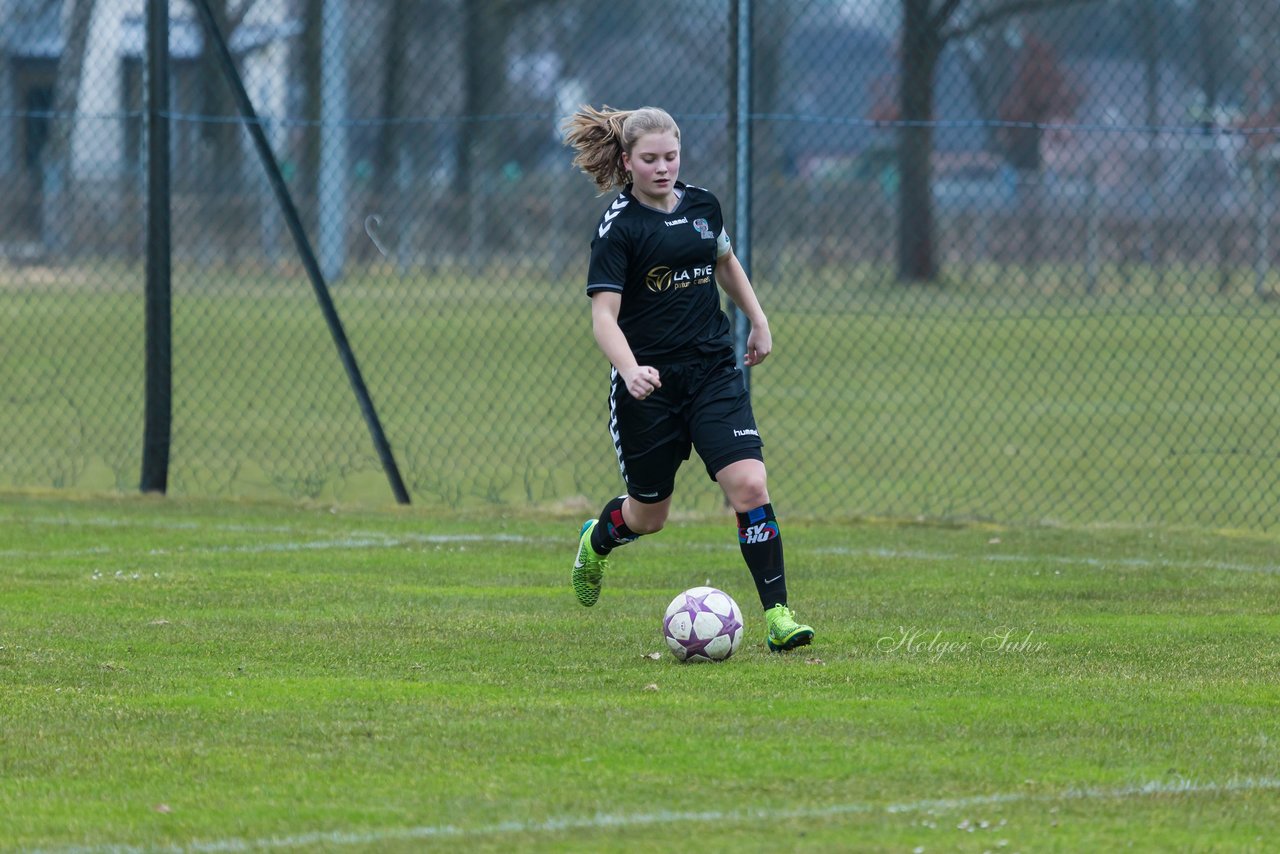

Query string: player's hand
622 366 661 400
743 322 772 367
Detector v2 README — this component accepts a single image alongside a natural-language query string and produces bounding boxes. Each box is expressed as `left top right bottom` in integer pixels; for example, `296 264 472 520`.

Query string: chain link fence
4 0 1280 529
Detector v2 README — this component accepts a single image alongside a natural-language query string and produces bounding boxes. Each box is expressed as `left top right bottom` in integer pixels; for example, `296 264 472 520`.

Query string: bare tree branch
51 0 96 156
942 0 1103 44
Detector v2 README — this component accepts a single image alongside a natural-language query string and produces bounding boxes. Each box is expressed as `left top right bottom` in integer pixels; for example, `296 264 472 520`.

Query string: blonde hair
561 105 681 192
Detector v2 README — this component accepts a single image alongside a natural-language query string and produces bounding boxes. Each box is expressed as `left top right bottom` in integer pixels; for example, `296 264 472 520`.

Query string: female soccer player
561 105 813 652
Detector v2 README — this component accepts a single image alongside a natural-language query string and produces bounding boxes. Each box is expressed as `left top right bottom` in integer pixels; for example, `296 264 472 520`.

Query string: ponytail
562 105 680 193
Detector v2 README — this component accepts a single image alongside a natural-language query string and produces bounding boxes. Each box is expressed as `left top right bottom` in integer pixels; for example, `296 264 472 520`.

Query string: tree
1191 0 1233 123
372 0 411 202
42 0 97 253
952 24 1020 152
748 0 795 194
996 33 1080 172
893 0 1102 282
458 0 507 255
197 0 260 192
298 0 321 195
1234 0 1280 146
47 0 95 167
454 0 566 257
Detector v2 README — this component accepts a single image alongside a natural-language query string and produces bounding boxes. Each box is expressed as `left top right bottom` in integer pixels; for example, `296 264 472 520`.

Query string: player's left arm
715 246 772 367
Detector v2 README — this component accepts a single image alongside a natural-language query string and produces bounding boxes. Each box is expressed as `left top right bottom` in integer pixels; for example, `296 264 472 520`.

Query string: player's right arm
590 292 661 400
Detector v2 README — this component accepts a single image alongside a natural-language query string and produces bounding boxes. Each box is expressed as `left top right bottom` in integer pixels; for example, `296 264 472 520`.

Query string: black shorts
608 353 764 503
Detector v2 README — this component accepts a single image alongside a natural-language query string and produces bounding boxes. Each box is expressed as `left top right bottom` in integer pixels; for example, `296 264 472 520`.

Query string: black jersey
586 181 733 362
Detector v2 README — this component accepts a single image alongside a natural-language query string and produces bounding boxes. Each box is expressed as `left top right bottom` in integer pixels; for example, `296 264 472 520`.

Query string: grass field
3 490 1279 851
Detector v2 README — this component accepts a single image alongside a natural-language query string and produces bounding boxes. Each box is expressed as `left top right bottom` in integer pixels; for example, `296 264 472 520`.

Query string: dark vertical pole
191 0 411 505
141 0 172 494
731 0 753 390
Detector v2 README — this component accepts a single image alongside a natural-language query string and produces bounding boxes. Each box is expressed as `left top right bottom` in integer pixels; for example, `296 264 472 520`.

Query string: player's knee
723 468 769 510
734 479 770 511
629 504 669 534
631 516 666 535
624 493 670 534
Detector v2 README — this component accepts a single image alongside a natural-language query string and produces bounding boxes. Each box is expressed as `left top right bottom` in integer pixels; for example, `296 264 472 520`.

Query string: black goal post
140 0 172 494
169 0 412 505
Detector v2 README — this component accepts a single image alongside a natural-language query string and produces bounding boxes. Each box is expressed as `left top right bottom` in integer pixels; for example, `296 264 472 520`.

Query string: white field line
1 515 289 532
3 521 1279 577
38 776 1280 853
4 513 1279 574
0 514 560 559
0 532 555 561
811 545 1280 575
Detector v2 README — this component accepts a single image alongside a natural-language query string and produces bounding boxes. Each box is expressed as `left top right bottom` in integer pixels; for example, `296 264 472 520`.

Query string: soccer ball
662 586 744 663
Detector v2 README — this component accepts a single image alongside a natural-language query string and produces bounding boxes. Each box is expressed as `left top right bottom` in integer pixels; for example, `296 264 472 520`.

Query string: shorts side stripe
609 367 626 483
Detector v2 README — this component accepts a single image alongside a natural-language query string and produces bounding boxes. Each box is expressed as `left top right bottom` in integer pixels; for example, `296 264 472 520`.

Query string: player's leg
717 459 783 606
583 492 670 561
714 457 784 606
714 459 812 651
573 366 688 607
692 357 814 650
573 494 671 607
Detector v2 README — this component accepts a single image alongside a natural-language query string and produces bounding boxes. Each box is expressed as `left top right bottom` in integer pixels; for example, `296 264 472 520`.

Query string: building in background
1 0 297 251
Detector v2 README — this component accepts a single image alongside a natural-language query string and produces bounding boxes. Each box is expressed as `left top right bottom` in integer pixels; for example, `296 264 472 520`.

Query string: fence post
1255 160 1273 299
731 0 752 383
320 0 349 283
140 0 172 494
1085 160 1099 296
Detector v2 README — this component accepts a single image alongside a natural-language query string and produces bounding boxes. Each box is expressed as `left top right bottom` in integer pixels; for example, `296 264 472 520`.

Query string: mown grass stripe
7 535 1278 577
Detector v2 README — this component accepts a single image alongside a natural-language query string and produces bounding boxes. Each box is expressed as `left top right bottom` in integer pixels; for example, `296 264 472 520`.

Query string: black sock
590 495 639 555
737 503 786 609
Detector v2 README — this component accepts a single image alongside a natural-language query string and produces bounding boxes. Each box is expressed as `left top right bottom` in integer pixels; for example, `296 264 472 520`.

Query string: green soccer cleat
765 604 814 651
572 519 608 607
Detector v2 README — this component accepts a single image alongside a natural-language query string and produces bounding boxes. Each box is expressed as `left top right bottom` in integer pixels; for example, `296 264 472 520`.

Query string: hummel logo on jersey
664 217 688 227
739 521 779 544
733 428 759 437
598 196 630 238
